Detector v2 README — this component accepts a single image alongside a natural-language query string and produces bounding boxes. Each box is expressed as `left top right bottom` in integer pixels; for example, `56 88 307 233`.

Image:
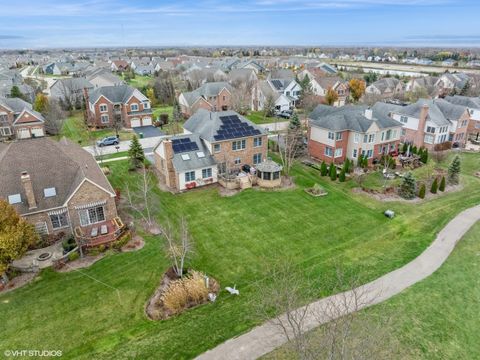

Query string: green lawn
124 75 153 89
266 218 480 360
245 111 281 125
1 153 479 359
59 111 134 145
153 105 185 135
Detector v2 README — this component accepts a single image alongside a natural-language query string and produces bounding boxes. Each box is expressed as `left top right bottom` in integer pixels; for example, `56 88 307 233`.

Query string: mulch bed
353 184 463 203
145 267 220 321
121 236 145 252
0 272 37 294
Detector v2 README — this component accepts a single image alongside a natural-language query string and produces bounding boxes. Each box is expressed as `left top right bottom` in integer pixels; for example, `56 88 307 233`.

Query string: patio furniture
90 227 98 237
100 225 108 235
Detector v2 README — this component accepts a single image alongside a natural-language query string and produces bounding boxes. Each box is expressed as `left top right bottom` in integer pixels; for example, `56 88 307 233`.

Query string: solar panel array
172 137 199 154
271 79 284 90
214 115 262 141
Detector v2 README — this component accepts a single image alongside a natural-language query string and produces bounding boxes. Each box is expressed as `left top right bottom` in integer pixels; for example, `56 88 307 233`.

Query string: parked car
97 136 119 147
276 111 292 119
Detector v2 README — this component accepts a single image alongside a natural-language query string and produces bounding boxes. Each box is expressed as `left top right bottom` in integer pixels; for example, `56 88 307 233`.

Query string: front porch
74 217 125 247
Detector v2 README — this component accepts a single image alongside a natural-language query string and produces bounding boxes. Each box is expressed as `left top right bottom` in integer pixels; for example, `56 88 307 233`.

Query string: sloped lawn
1 153 479 359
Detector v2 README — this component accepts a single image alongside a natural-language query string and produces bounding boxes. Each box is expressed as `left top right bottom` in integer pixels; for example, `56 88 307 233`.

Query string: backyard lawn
59 111 134 145
245 111 280 125
1 153 480 359
266 220 480 360
124 74 153 89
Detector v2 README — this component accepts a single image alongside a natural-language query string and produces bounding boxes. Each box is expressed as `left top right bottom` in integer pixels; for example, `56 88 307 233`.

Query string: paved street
196 205 480 360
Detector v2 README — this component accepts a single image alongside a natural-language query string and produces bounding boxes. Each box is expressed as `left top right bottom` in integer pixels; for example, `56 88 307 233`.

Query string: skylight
8 194 21 205
44 187 57 198
181 154 191 161
196 151 205 158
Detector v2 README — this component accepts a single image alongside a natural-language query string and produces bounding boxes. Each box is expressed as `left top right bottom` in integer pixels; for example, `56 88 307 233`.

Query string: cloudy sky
0 0 478 49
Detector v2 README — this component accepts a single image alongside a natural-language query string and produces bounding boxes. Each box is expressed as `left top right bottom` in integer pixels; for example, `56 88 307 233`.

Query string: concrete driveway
134 126 164 138
83 136 165 156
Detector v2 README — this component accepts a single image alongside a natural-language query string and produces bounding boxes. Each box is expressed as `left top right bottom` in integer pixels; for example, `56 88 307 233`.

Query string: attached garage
31 127 45 138
16 128 31 139
130 118 141 128
142 117 152 126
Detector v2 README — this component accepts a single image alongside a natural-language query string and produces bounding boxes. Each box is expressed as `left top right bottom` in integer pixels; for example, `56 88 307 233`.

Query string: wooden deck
74 217 125 247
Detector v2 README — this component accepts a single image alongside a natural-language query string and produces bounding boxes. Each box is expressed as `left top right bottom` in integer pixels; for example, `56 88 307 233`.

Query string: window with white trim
79 206 105 226
130 103 139 112
324 147 333 157
400 116 408 123
354 133 359 143
368 134 375 143
328 132 335 140
253 137 262 147
185 171 195 182
50 212 69 229
213 143 221 153
426 126 435 134
35 222 48 236
99 104 108 113
101 114 109 124
142 100 150 109
334 148 343 158
232 139 246 151
352 149 358 158
8 194 21 204
202 168 212 178
424 134 434 144
0 127 12 136
335 132 342 141
253 153 262 165
234 157 241 165
366 149 373 158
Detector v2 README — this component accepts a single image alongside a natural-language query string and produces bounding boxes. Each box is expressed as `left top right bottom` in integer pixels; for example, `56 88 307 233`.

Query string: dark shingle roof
88 85 136 104
0 137 114 214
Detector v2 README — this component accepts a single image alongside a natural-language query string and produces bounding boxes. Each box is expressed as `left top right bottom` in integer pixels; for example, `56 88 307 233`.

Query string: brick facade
212 134 268 170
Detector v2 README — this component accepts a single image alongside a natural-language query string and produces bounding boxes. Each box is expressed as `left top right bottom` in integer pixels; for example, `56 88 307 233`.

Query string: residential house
0 137 123 247
0 97 45 140
404 76 438 93
50 78 94 107
444 95 480 138
227 68 258 87
314 76 349 107
308 105 402 165
0 69 35 102
154 109 268 191
435 72 470 95
85 68 125 88
110 60 129 72
251 77 301 112
365 78 404 98
85 85 153 128
372 98 471 149
134 65 155 76
178 82 233 116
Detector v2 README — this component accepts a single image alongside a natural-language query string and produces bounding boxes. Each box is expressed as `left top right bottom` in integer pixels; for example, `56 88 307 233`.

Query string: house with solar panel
154 109 268 191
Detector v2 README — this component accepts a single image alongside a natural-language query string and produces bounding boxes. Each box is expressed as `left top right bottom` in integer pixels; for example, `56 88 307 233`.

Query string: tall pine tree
448 155 461 185
128 135 145 169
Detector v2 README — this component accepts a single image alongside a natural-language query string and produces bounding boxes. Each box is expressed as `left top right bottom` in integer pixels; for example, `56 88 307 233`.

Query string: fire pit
37 252 52 261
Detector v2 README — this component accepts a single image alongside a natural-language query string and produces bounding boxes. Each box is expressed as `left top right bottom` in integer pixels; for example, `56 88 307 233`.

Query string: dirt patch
55 254 105 272
121 235 145 252
145 268 220 321
0 272 37 294
218 187 241 197
353 184 463 203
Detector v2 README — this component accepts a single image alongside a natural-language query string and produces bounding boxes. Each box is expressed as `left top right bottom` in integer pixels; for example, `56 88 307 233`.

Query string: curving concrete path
196 205 480 360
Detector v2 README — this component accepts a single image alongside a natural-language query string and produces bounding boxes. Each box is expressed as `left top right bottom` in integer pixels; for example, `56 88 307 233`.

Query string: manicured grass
266 219 480 360
1 153 479 359
124 75 153 89
59 111 134 145
153 105 185 135
245 111 282 125
153 105 173 119
96 151 129 161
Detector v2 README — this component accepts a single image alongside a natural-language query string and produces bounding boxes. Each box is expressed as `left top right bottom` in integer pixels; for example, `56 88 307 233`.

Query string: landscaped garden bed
304 183 328 197
145 268 220 320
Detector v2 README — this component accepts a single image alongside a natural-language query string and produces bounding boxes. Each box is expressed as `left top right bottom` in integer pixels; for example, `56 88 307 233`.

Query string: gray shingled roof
0 137 114 215
88 84 136 104
180 82 232 107
0 97 45 122
183 109 267 143
309 104 402 132
168 134 216 173
444 95 480 110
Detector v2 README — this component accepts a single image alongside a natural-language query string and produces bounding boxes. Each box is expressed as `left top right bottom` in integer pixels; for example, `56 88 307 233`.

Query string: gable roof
309 104 402 132
444 95 480 110
180 82 232 107
183 109 267 143
88 85 143 104
166 134 216 173
0 137 114 214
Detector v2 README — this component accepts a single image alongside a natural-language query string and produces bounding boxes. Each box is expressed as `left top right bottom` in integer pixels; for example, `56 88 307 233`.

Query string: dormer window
142 101 150 109
44 187 56 198
8 194 21 204
131 103 139 112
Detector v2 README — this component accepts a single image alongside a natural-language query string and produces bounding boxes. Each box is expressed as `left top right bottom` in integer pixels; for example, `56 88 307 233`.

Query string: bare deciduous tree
125 166 160 234
162 217 193 278
255 262 399 360
44 100 66 135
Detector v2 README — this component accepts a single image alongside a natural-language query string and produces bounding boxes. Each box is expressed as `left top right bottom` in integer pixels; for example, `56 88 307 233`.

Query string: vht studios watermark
4 349 62 357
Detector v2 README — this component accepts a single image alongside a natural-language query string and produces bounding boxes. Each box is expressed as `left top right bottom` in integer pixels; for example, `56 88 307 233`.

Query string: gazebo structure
256 159 283 188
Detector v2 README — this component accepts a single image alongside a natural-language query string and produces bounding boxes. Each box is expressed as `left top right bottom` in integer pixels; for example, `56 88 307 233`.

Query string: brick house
444 95 480 139
372 98 471 150
0 97 45 141
84 85 153 129
308 105 402 165
365 78 404 99
178 82 233 116
154 109 268 191
0 137 123 247
110 60 129 72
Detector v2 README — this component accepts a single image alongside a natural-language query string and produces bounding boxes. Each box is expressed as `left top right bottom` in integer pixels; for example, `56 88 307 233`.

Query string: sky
0 0 479 49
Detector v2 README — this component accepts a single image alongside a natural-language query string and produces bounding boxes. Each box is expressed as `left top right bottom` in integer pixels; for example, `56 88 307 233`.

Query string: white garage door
17 128 30 139
130 118 141 128
31 127 44 138
142 117 152 126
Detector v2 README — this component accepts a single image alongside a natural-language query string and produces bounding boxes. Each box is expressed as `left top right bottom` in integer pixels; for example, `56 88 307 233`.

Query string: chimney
163 140 178 190
21 171 37 210
415 103 429 148
365 107 373 120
